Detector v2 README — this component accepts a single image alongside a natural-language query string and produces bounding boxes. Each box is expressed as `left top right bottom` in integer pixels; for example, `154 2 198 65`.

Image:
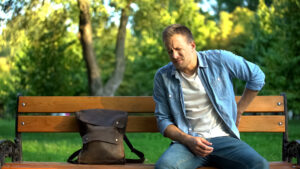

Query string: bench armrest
0 139 19 167
286 140 300 166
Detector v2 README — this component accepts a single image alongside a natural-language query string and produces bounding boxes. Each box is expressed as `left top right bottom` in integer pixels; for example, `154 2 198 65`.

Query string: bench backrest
17 95 287 133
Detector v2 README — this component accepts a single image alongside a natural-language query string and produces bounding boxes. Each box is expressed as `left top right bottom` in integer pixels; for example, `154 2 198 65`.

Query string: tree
0 0 88 117
211 0 273 15
242 0 300 115
1 0 299 116
117 0 220 96
78 0 132 96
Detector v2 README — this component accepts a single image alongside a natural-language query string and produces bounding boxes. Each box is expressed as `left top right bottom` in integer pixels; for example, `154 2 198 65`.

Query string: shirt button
169 94 172 98
188 128 192 131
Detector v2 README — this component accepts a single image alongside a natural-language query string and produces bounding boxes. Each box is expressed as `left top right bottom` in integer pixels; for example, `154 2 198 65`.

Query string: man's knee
248 156 269 169
155 157 176 169
155 143 206 169
251 157 269 169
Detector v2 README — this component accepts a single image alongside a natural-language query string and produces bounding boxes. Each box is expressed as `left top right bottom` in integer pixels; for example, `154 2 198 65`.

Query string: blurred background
0 0 299 119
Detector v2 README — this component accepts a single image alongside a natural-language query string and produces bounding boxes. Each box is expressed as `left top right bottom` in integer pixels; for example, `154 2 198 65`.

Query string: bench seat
1 95 299 169
2 162 299 169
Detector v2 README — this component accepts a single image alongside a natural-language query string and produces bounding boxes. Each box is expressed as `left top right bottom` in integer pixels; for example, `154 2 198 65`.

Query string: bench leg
286 140 300 165
0 140 21 167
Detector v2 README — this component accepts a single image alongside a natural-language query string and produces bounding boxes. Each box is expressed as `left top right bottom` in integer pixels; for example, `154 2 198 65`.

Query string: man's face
165 34 196 73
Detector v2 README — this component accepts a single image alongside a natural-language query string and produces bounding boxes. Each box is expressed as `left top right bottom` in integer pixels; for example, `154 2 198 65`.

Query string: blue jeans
155 136 269 169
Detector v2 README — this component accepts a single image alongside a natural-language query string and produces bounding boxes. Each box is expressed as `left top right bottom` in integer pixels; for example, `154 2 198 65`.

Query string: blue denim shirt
153 50 265 139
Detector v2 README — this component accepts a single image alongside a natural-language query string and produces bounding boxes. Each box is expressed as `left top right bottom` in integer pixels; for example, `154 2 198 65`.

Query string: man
153 24 268 169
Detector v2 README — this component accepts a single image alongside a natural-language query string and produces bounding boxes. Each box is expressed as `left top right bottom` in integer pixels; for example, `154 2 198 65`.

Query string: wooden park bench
1 94 299 169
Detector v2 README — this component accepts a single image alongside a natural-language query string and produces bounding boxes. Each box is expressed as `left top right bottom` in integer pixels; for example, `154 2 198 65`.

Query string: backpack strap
67 149 80 164
124 135 145 163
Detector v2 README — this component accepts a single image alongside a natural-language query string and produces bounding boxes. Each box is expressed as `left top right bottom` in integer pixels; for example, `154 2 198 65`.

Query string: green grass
1 119 299 164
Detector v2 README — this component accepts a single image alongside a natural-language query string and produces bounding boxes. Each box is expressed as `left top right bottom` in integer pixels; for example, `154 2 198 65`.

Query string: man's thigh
155 143 208 169
208 136 269 169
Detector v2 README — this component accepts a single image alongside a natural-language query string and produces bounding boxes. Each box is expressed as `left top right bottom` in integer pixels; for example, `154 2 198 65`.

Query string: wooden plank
1 162 157 169
1 162 217 169
18 116 78 133
2 162 298 169
18 96 284 113
17 116 158 133
18 115 285 133
127 116 158 132
18 96 155 113
235 96 284 112
238 115 285 132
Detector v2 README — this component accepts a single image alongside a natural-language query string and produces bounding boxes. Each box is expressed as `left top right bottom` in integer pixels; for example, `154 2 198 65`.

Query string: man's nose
171 51 179 59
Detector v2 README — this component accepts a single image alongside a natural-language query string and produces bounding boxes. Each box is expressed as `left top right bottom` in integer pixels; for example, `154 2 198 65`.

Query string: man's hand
164 125 213 157
185 136 213 157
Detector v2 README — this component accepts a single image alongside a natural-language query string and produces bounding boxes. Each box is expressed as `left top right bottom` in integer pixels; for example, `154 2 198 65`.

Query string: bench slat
17 116 158 133
235 96 284 112
18 96 284 113
238 115 285 132
1 162 157 169
18 96 155 113
18 115 285 133
2 161 298 169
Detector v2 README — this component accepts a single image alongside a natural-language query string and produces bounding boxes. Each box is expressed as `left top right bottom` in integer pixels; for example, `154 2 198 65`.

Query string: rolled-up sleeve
221 50 265 91
245 63 265 91
153 71 174 135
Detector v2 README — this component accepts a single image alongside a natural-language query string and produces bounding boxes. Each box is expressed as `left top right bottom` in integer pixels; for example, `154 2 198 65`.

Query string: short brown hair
162 24 194 44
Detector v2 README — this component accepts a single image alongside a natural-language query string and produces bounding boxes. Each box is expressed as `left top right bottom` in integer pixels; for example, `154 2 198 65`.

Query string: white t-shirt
179 71 229 138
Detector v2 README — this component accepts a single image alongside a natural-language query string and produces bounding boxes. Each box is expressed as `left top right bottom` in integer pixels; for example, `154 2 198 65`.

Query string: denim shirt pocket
167 91 180 110
209 74 230 100
167 86 185 118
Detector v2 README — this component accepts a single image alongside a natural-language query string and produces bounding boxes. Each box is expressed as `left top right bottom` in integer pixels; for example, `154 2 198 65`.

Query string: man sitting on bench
153 24 269 169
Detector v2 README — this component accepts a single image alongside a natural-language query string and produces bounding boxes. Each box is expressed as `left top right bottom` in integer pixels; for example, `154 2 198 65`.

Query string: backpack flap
75 109 128 138
76 109 128 127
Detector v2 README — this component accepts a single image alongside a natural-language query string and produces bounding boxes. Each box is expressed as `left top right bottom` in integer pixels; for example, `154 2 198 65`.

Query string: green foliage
1 0 300 116
0 58 15 118
242 0 300 114
0 1 87 118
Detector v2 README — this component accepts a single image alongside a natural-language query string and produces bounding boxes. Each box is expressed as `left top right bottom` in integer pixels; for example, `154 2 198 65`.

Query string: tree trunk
78 0 130 96
78 0 103 95
103 5 130 96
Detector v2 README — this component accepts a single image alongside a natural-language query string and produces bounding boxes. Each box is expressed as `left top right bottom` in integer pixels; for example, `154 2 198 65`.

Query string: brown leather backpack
67 109 144 164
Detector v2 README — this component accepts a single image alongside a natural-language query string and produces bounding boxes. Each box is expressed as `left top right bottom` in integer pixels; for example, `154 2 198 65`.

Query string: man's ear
190 41 196 50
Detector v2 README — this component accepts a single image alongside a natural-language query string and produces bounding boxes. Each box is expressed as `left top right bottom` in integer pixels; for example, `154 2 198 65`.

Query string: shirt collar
171 64 177 77
197 51 208 68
